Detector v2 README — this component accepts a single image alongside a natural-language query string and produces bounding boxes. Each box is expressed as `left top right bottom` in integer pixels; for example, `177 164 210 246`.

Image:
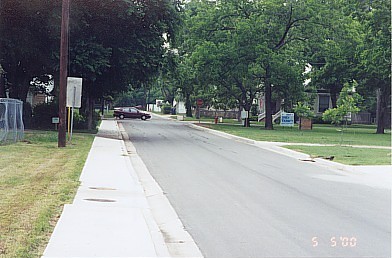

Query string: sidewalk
42 117 390 257
42 120 170 258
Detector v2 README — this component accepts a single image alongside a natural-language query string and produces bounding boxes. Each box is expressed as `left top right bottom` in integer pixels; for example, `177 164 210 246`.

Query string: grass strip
0 130 94 258
202 124 390 147
284 145 391 166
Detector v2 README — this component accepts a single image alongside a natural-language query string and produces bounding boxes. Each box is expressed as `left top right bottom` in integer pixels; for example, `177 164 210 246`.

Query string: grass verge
202 123 391 147
197 123 390 165
0 130 94 258
284 145 391 165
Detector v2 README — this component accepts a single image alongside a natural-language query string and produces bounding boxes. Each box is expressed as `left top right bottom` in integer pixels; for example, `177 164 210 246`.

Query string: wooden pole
58 0 70 147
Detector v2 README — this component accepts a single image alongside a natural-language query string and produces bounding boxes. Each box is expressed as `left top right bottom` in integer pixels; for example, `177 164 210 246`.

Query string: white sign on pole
52 117 60 124
66 77 83 108
241 110 249 119
280 112 294 126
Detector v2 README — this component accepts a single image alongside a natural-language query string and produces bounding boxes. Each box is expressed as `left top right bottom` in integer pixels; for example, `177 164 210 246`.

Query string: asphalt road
121 116 391 258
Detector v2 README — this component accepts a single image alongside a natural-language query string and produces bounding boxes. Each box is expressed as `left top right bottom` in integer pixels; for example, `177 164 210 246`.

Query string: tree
1 0 180 129
67 0 180 129
308 7 364 108
178 0 329 129
356 0 391 134
0 0 60 101
322 81 363 127
293 102 314 130
0 64 5 97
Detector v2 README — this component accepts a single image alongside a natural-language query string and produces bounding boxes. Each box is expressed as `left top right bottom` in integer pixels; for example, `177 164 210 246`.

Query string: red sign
197 99 203 106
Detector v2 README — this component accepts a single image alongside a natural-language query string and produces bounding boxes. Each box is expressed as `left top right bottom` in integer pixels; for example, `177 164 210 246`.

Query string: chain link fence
0 98 24 143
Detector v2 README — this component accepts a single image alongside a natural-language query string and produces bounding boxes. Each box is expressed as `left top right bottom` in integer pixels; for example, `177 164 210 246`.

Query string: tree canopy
0 0 180 103
165 0 390 132
1 0 390 133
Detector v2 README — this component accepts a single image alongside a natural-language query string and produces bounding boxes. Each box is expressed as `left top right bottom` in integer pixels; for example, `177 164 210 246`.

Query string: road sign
280 112 294 126
66 77 83 108
241 110 249 119
197 99 203 107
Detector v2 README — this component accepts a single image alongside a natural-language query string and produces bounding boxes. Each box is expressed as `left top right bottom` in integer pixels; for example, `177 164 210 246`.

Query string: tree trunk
264 65 273 130
141 84 147 110
376 88 385 134
8 65 18 99
0 72 5 98
238 102 243 122
100 98 105 116
19 77 30 103
330 84 340 108
87 96 94 131
185 93 192 117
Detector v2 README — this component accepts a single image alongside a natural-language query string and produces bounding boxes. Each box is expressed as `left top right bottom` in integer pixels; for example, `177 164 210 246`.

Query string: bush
31 102 58 129
293 102 314 119
312 116 330 124
23 102 32 129
73 110 100 130
72 112 86 129
31 101 100 130
161 104 171 114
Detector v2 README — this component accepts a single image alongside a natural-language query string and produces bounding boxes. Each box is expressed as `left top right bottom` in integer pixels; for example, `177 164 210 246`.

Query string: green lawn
285 145 391 165
202 123 391 147
198 123 391 165
0 131 94 258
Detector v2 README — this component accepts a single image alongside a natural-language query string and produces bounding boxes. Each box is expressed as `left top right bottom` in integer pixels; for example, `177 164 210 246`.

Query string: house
26 90 48 107
313 90 333 116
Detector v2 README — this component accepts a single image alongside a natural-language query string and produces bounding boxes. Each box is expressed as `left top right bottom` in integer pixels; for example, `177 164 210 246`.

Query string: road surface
121 117 391 258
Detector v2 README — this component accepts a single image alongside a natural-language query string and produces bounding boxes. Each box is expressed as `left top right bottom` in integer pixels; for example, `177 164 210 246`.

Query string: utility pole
58 0 70 147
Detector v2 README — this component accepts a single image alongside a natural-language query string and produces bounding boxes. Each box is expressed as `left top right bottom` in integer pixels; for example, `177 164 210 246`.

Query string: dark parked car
113 107 151 120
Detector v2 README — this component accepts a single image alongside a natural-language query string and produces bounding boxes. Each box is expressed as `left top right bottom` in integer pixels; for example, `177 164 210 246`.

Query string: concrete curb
118 122 204 258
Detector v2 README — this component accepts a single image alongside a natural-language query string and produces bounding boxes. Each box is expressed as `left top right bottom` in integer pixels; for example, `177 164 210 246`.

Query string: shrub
322 81 362 126
23 102 33 129
161 104 171 114
72 110 100 130
293 102 314 119
312 116 330 124
31 102 58 129
31 101 100 130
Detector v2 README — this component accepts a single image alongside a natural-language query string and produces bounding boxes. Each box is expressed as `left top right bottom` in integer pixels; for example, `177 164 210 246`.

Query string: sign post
66 77 83 143
52 117 60 130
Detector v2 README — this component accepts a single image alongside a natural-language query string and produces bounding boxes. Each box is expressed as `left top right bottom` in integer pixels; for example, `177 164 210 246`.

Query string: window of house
318 95 330 113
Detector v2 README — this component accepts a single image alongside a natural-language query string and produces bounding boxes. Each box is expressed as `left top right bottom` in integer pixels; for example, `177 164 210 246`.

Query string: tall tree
308 5 364 108
1 0 180 129
67 0 180 128
180 0 324 128
356 0 391 133
0 0 60 101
